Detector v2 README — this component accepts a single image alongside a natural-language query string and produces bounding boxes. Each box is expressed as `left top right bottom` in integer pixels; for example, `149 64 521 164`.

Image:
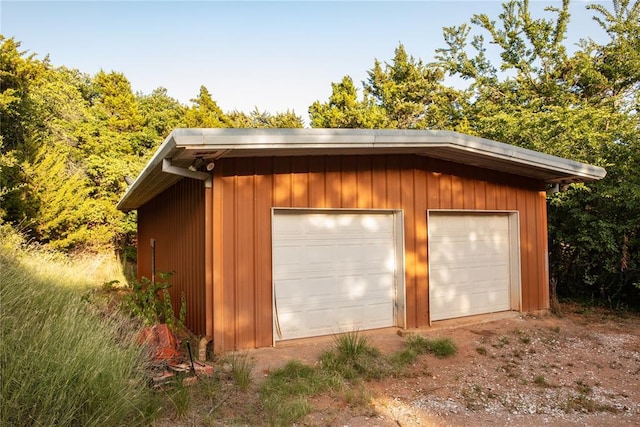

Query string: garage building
117 128 605 351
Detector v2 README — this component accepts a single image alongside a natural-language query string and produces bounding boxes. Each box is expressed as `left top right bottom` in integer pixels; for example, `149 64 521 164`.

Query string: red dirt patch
246 307 640 426
156 305 640 426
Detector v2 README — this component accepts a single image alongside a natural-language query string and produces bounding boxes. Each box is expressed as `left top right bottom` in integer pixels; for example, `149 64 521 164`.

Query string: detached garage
117 128 605 351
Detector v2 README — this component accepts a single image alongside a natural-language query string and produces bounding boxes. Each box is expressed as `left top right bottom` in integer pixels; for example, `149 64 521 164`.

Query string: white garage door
273 211 398 341
429 213 516 321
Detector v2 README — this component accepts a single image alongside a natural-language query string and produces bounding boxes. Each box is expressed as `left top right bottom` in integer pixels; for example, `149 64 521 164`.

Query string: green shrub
124 272 186 332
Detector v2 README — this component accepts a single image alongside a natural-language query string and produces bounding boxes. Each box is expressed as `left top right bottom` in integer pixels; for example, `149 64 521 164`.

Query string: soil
244 305 640 426
157 304 639 426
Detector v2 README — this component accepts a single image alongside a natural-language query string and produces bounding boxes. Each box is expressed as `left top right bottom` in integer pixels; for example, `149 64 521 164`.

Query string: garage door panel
429 213 514 321
431 289 510 314
430 280 509 298
274 212 397 341
306 244 336 264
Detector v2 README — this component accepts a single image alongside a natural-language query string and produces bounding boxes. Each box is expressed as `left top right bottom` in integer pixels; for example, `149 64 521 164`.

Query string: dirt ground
243 305 640 426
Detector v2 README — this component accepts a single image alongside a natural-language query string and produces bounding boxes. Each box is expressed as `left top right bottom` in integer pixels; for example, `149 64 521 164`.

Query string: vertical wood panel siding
207 154 548 351
138 179 206 335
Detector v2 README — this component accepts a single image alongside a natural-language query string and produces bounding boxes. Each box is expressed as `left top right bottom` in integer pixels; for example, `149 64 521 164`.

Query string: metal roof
117 128 606 211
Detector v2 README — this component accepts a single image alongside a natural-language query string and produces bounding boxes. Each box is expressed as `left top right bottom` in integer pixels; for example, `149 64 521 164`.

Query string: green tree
0 39 144 250
184 85 233 128
0 36 50 223
309 76 387 128
230 107 304 128
310 44 466 131
366 44 464 129
137 87 186 140
435 0 639 308
91 71 142 132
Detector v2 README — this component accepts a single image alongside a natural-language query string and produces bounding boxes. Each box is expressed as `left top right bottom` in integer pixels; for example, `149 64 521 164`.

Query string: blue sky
2 1 610 123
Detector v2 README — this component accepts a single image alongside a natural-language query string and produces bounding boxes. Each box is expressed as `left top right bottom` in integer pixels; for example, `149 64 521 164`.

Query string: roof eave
116 133 179 212
116 129 606 211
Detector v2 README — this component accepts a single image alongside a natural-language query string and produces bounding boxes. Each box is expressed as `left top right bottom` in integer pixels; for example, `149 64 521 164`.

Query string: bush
124 272 186 332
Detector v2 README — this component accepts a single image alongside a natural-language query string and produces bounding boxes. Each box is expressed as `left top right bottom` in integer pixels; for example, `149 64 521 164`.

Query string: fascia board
116 133 178 211
173 128 606 182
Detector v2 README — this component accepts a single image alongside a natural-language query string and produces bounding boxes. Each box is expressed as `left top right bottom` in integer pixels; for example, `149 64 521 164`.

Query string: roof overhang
117 128 606 211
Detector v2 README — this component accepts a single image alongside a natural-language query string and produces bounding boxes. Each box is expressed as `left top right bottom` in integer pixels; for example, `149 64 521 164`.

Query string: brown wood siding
208 154 549 351
137 178 206 335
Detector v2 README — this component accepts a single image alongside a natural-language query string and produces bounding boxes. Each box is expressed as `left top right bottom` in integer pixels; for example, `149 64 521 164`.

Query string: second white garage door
272 210 400 341
428 212 519 322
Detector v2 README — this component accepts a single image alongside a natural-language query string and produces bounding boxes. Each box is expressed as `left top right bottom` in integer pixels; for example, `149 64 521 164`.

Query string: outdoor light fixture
206 161 215 171
188 157 204 172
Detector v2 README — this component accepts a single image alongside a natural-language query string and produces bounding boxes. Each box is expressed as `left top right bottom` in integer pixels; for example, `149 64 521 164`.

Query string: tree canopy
0 36 303 251
310 44 467 131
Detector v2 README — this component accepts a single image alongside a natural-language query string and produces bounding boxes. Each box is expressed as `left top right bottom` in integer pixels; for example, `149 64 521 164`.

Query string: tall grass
320 331 387 380
0 226 156 426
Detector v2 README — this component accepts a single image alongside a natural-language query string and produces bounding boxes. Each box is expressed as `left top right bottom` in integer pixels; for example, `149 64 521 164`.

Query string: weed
396 334 457 359
549 326 561 334
564 393 619 414
461 384 485 410
424 337 458 358
534 375 548 387
575 379 592 395
512 330 532 345
227 352 253 391
390 347 419 367
476 346 488 355
499 361 519 378
389 335 427 367
334 331 378 360
405 334 428 353
495 335 510 348
260 360 339 425
167 378 191 418
560 378 620 413
124 273 186 332
344 384 371 408
263 395 312 426
321 331 386 379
